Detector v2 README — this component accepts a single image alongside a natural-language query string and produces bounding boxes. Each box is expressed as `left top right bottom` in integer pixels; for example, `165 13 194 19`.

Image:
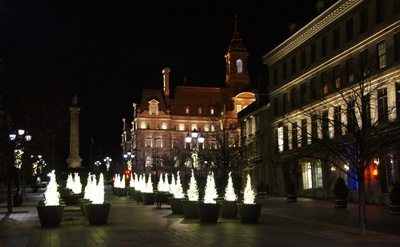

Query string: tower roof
228 15 247 52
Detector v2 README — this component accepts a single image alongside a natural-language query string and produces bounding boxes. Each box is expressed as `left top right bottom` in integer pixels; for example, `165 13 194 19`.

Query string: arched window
236 59 243 74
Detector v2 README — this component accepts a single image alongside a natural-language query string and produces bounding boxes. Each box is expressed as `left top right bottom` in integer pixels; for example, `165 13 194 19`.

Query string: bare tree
200 110 244 193
159 142 188 176
282 50 400 235
0 58 74 212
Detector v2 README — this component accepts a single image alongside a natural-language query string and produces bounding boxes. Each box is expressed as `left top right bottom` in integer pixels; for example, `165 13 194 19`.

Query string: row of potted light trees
36 170 111 227
128 169 263 224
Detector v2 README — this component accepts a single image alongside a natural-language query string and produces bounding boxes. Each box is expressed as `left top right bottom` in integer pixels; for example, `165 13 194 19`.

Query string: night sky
0 0 318 166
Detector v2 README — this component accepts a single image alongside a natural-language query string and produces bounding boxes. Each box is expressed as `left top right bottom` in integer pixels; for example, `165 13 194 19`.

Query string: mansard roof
139 89 168 112
169 85 232 116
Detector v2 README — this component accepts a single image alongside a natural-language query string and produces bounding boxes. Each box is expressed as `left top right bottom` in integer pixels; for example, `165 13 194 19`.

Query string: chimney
162 67 170 97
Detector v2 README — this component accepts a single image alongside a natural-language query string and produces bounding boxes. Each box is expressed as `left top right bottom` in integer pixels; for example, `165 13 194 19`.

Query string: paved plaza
1 186 400 247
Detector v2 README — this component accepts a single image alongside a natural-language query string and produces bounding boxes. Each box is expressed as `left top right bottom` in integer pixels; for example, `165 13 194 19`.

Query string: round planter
334 198 347 209
84 203 112 225
181 199 200 219
287 194 297 202
390 203 400 215
141 192 155 205
237 203 262 224
169 197 184 214
220 200 238 218
197 202 221 223
36 205 65 227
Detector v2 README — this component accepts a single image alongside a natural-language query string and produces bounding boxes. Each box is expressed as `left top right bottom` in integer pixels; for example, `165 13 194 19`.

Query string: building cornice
263 0 362 65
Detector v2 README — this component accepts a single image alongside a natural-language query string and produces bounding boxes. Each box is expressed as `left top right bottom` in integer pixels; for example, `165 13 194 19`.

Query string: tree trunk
358 173 367 236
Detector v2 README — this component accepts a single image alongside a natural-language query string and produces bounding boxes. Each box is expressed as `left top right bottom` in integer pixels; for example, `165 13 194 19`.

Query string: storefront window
302 161 323 189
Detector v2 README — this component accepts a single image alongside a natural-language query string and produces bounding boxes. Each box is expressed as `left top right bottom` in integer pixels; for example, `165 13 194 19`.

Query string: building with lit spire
121 16 255 181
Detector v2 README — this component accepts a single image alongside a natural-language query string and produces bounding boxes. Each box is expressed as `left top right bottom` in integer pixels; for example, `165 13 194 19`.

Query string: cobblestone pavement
1 187 400 247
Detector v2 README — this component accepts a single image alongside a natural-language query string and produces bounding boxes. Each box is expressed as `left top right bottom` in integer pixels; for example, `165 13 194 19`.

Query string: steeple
225 15 250 95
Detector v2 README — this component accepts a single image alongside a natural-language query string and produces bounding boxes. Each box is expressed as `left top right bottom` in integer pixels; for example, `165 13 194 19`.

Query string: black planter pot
12 194 22 206
197 202 221 223
181 199 200 219
79 198 92 217
141 192 155 205
129 188 136 199
169 197 184 214
390 203 400 215
287 194 297 202
84 203 112 225
36 205 65 227
334 197 347 208
118 188 127 197
220 200 238 218
133 190 142 202
237 203 262 224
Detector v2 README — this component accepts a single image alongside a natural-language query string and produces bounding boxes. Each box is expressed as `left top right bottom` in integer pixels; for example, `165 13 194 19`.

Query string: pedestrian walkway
1 187 400 247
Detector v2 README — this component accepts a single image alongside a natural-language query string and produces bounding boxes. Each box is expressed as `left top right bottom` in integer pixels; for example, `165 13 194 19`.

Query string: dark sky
0 0 318 166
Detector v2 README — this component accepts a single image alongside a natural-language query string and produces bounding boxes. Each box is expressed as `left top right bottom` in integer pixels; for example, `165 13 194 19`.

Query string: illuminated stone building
240 0 400 204
121 17 255 179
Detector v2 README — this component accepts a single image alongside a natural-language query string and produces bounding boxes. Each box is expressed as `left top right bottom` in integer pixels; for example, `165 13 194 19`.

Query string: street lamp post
104 157 112 172
123 152 134 172
9 129 32 206
30 154 46 192
94 160 102 176
103 156 112 183
185 128 205 172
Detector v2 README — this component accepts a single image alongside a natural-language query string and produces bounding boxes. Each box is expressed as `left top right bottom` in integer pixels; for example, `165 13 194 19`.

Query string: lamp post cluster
104 156 112 172
9 129 32 206
124 152 134 171
185 129 205 170
30 154 46 189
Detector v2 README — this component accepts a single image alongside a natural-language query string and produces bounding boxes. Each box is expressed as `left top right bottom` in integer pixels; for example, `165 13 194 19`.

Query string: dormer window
149 99 159 115
210 107 215 115
197 106 203 115
185 106 190 114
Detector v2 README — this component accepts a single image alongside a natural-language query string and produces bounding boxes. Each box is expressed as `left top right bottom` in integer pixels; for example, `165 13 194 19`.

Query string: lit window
236 59 243 74
145 139 152 147
302 163 313 189
302 161 323 189
211 108 215 115
377 41 386 69
277 126 283 152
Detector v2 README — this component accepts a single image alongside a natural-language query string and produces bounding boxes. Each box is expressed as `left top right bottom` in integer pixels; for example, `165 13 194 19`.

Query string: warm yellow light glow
204 172 218 204
243 174 255 204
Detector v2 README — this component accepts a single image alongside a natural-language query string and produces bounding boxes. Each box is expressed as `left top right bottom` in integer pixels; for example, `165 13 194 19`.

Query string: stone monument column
67 95 82 168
